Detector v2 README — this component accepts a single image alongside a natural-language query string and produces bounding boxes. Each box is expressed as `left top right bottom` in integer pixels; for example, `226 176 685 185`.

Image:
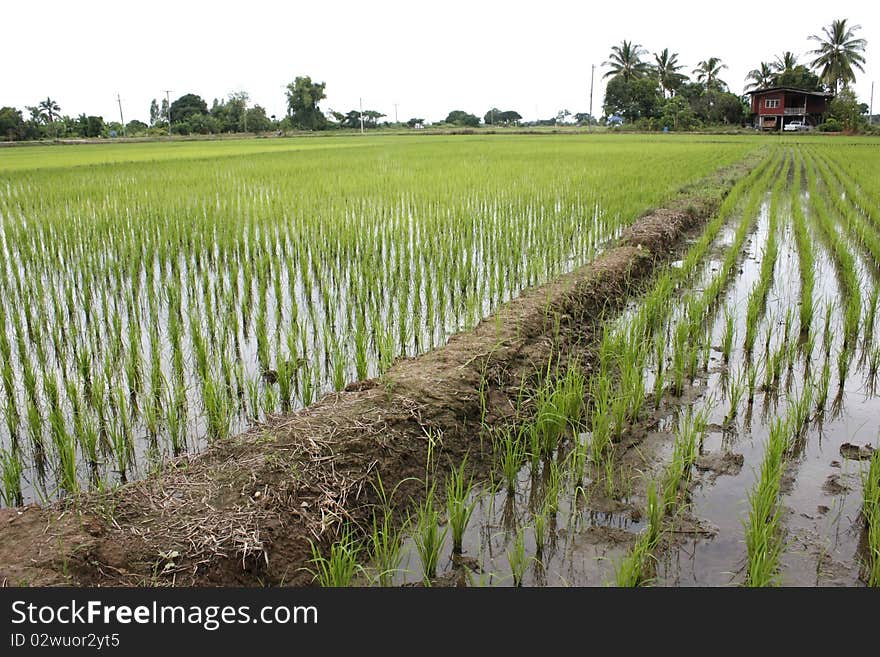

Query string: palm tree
603 40 650 81
745 62 775 92
653 48 687 97
773 51 798 76
808 18 867 94
37 97 61 137
693 57 728 92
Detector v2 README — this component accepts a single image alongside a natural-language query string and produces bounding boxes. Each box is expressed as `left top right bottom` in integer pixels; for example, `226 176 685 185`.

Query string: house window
765 99 780 109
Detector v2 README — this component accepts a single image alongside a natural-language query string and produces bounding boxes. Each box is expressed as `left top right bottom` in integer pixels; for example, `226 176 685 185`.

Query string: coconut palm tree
693 58 728 91
773 51 799 76
603 40 650 81
808 19 866 94
745 62 776 92
653 48 687 97
37 97 61 137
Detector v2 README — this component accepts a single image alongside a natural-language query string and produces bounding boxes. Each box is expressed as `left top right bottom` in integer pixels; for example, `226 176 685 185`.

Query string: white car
783 121 811 132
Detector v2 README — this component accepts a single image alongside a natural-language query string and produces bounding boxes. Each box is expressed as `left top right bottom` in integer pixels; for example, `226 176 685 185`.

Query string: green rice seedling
142 398 160 441
837 348 852 390
413 484 447 582
275 358 295 412
446 457 477 554
614 482 662 587
0 447 23 506
609 390 629 442
203 375 232 441
533 505 548 558
669 321 689 397
331 339 345 392
603 450 615 499
744 417 790 587
507 525 528 587
369 509 406 587
533 369 566 456
378 326 395 376
590 372 613 462
354 320 369 382
868 347 880 393
77 413 99 473
165 387 186 456
865 288 879 349
815 359 832 415
652 331 666 408
861 448 879 586
724 368 745 426
308 525 363 587
662 407 705 510
790 384 813 442
746 361 759 405
544 458 561 515
822 301 835 358
497 426 527 493
299 365 315 408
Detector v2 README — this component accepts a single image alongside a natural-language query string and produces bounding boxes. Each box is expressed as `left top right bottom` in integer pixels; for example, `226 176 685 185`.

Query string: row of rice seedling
743 382 814 587
0 137 757 504
863 449 880 586
614 407 709 586
609 153 794 586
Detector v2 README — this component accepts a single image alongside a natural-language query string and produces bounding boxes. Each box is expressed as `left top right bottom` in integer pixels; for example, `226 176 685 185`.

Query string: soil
0 156 760 587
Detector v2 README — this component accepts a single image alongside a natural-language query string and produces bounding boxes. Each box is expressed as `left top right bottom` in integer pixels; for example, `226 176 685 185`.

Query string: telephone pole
359 97 364 134
394 103 399 124
589 64 595 133
116 93 126 137
163 89 172 136
871 81 875 125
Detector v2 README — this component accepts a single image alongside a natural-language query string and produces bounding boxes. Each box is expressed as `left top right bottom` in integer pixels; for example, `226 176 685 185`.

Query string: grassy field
1 133 878 587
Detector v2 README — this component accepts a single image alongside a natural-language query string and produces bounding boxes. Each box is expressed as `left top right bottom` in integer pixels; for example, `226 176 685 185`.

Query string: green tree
37 97 61 137
149 99 159 126
125 119 149 136
774 66 823 92
827 88 868 131
0 107 25 140
603 75 663 123
653 48 687 97
659 95 698 130
86 115 104 137
603 40 650 81
285 76 327 130
745 62 775 92
444 110 480 127
245 105 272 132
773 51 798 77
808 19 867 94
483 107 501 125
693 57 728 92
169 94 208 124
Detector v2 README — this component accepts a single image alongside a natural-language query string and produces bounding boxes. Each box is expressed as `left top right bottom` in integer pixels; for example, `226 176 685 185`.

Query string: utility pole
394 103 399 124
163 89 172 136
589 64 595 133
116 93 126 137
867 80 874 124
359 97 364 134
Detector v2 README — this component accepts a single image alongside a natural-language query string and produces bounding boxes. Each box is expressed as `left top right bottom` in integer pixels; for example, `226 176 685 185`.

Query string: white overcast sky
2 0 877 124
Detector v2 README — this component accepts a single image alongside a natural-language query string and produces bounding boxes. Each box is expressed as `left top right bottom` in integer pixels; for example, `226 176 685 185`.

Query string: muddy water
388 177 877 587
655 189 877 587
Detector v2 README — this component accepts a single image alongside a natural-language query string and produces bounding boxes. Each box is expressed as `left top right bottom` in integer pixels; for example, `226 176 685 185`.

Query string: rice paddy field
0 133 878 587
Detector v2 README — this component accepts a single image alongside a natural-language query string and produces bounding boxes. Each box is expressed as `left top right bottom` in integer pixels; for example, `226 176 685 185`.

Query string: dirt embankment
0 155 760 587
